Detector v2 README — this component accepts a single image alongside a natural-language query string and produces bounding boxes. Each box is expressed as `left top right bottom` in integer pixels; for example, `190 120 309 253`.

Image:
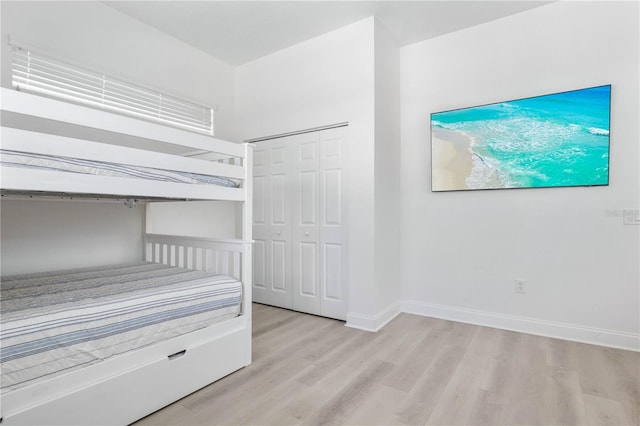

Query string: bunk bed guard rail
145 234 251 282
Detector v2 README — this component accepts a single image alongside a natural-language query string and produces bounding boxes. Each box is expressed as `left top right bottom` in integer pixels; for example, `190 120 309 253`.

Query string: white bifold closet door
252 127 347 320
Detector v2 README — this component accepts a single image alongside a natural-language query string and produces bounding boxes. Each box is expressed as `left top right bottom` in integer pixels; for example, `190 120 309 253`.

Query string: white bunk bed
0 88 253 425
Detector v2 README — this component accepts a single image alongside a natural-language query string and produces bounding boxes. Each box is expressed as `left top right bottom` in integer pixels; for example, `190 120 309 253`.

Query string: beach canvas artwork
431 85 611 191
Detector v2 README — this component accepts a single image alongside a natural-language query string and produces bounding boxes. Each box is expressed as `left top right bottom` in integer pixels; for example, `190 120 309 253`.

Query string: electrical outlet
515 279 526 294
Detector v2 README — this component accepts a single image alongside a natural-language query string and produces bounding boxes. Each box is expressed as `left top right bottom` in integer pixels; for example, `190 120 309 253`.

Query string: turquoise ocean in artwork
432 85 611 189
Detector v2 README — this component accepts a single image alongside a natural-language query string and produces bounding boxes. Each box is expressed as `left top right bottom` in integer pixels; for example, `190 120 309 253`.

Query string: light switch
623 209 640 225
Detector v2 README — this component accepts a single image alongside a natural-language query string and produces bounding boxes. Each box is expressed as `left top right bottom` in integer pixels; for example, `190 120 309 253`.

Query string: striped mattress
0 262 242 393
0 149 240 187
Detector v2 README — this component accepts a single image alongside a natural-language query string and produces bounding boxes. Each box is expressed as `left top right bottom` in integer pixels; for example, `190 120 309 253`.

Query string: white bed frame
0 88 253 425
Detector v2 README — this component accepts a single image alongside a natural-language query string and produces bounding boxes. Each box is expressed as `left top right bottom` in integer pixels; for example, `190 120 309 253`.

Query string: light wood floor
135 304 639 426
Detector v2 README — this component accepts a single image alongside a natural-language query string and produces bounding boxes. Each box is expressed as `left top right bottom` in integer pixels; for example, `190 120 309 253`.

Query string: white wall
146 201 238 239
236 18 379 321
0 199 143 275
0 1 237 140
373 20 402 322
400 1 639 349
235 17 375 143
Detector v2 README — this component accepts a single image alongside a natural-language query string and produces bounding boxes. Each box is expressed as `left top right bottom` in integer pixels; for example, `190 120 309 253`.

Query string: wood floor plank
303 360 394 426
373 314 436 365
460 325 502 364
617 377 640 426
266 385 340 426
133 401 194 426
425 362 486 425
299 322 361 363
220 371 311 425
253 311 334 359
396 344 468 425
297 331 377 387
583 393 635 426
252 305 298 337
134 304 640 426
502 364 549 424
382 321 453 393
343 384 408 426
544 366 588 425
465 389 507 426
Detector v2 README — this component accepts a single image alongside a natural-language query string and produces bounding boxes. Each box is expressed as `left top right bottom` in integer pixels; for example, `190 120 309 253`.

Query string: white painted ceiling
104 1 551 66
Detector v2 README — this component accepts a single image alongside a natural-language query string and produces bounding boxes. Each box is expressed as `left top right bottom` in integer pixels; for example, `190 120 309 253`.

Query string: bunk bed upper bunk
0 87 251 202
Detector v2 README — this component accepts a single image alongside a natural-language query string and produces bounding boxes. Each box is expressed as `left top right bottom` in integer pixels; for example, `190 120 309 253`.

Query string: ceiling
104 1 551 66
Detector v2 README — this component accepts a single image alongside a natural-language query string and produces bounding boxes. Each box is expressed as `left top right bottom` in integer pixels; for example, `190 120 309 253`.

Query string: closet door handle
275 231 281 235
304 232 310 237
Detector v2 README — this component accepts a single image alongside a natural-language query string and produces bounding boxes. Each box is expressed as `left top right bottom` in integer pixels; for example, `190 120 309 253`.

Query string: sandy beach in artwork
431 127 474 191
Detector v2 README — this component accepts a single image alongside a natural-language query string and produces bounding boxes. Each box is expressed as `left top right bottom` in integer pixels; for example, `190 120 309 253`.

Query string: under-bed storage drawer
1 321 249 426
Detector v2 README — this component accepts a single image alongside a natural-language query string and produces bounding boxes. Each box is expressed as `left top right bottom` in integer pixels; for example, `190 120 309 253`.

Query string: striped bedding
0 149 240 187
0 262 242 393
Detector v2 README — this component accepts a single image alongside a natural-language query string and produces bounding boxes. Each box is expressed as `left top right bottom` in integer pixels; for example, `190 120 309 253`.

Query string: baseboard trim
346 302 401 332
401 300 640 352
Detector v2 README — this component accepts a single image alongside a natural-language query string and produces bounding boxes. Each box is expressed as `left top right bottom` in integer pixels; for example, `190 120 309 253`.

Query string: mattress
0 262 242 393
0 149 240 187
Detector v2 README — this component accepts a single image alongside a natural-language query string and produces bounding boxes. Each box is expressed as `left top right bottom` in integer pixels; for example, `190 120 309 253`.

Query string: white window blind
11 45 214 135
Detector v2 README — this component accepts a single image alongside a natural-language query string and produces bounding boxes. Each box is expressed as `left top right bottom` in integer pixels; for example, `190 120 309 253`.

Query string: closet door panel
253 176 266 225
271 146 286 165
271 174 287 225
267 138 292 309
252 139 292 309
271 240 287 292
323 243 343 300
252 144 269 304
253 240 266 290
299 171 317 225
292 133 321 315
323 169 342 226
318 128 348 320
299 242 317 296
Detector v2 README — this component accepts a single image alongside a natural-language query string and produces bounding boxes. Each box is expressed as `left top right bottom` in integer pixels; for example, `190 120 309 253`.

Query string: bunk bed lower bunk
0 88 253 426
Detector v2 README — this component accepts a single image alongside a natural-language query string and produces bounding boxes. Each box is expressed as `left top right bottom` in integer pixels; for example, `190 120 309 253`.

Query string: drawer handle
168 349 187 360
